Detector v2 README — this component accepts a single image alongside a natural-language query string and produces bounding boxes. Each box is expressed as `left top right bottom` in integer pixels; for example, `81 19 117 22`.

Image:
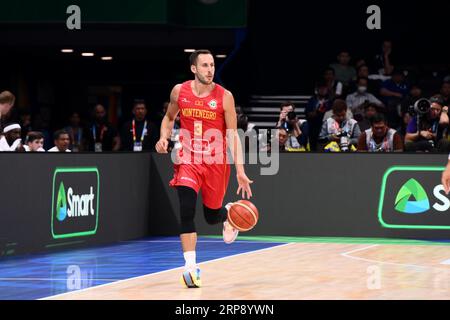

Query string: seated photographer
357 113 403 152
318 99 361 152
276 102 309 150
404 96 450 153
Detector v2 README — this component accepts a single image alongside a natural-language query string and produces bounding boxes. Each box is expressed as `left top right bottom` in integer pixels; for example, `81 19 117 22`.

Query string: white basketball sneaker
223 202 239 244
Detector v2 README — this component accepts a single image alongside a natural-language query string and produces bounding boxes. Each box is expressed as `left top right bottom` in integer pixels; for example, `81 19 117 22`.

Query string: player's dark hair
189 49 212 66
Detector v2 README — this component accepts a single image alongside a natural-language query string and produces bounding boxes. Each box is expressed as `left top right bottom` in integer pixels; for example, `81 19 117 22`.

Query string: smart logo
51 168 100 239
379 166 450 230
56 182 68 221
394 179 430 214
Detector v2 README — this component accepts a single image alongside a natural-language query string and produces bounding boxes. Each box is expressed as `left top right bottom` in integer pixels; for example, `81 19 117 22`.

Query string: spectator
276 102 309 150
440 81 450 107
236 104 256 133
329 51 356 86
399 112 413 139
64 111 86 152
24 131 45 152
86 104 120 152
263 127 305 153
32 113 52 150
305 82 332 150
380 69 409 129
357 113 403 152
0 123 24 151
48 130 71 152
355 58 367 69
276 127 289 152
357 102 379 132
19 110 32 142
237 113 257 152
404 96 449 152
373 40 395 76
346 77 384 118
0 91 15 131
120 100 158 152
350 64 382 95
319 99 361 151
323 67 343 99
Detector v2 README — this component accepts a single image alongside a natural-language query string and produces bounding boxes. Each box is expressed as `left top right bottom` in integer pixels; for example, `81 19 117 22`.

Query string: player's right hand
441 165 450 195
155 139 169 153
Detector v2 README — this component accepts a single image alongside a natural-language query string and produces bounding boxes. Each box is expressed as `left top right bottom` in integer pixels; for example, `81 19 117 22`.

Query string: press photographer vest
325 118 358 137
365 128 396 152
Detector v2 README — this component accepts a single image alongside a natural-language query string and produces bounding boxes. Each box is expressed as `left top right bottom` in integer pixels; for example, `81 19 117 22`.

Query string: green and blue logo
51 167 100 239
378 166 450 230
56 182 68 222
394 178 430 214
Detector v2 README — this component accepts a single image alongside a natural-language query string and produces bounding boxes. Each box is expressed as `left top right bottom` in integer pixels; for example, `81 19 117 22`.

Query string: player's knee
203 205 227 225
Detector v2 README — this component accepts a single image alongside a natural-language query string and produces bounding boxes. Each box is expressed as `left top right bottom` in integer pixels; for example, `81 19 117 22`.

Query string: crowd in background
1 40 449 154
0 94 161 153
245 40 450 153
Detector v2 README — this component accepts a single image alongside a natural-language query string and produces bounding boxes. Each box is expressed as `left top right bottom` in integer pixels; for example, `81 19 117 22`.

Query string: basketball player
155 49 253 288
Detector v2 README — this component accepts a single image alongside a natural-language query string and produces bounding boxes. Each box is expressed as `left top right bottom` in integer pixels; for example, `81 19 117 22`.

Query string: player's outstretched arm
441 158 450 195
223 90 253 199
156 84 180 153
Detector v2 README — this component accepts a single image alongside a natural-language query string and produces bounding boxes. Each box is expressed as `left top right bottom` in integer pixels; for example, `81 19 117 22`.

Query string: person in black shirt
120 100 158 152
86 104 120 152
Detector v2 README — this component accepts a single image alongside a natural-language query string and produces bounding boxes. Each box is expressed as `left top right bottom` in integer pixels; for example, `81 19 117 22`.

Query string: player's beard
197 73 213 85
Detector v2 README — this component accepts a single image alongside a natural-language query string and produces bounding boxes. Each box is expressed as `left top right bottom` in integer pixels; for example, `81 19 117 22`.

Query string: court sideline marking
341 244 450 271
39 242 294 300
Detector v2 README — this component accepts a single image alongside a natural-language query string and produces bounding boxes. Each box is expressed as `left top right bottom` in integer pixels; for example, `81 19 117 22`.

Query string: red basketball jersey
177 80 227 158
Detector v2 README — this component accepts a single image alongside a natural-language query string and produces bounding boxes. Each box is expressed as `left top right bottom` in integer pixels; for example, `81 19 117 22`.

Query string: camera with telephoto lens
411 98 436 147
408 98 431 117
335 130 350 152
414 98 431 115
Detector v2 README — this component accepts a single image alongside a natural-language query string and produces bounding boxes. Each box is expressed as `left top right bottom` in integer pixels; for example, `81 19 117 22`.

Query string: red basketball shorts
169 163 230 209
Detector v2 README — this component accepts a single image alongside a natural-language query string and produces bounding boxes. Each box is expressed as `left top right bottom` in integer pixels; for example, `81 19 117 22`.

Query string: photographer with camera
404 95 450 152
357 113 403 152
276 102 309 150
318 99 361 152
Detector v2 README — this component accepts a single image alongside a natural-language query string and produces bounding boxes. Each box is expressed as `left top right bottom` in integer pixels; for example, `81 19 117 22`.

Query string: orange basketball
228 200 259 231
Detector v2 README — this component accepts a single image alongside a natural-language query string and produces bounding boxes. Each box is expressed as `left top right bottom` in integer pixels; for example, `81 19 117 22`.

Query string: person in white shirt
48 129 71 152
0 123 24 152
24 131 45 152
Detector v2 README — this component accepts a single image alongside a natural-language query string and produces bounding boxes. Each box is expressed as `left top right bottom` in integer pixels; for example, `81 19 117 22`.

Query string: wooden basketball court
44 240 450 300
